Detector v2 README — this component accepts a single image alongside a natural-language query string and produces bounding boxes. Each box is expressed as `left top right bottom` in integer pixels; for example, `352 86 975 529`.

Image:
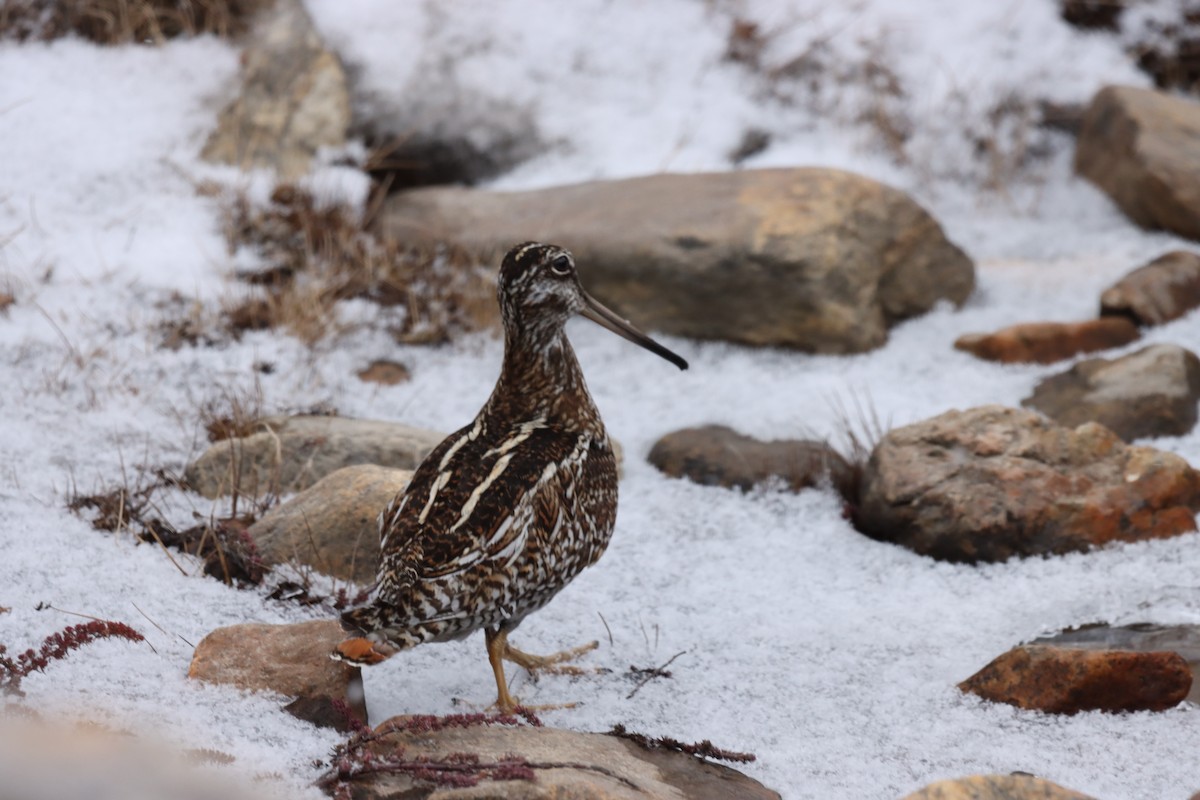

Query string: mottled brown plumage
335 242 686 711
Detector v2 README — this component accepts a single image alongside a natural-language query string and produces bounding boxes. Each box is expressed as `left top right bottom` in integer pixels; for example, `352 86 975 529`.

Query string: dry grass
215 184 496 347
0 0 269 44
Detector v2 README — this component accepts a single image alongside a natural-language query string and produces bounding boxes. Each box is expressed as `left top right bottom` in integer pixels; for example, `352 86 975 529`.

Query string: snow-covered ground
2 2 1199 798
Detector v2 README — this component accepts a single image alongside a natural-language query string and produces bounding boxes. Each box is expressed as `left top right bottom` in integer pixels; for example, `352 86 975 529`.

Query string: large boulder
184 415 443 499
320 719 779 799
376 168 975 353
959 644 1192 714
857 405 1200 563
1022 344 1200 441
1075 86 1200 240
248 464 412 584
1100 250 1200 326
201 0 350 178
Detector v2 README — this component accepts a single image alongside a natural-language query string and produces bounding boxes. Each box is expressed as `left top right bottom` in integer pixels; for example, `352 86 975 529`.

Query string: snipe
335 242 687 711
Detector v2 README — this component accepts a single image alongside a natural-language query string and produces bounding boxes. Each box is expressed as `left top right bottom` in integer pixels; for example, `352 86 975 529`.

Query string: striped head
497 242 688 370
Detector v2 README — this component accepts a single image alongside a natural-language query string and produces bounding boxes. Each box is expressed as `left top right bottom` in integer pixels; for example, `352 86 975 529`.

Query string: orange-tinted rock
356 359 411 385
902 773 1095 799
1100 250 1200 326
857 405 1200 562
959 645 1192 714
1034 623 1200 704
954 318 1139 364
189 619 365 730
648 425 852 496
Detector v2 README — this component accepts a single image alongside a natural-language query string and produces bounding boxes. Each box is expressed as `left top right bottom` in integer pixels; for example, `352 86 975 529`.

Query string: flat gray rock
1022 344 1200 441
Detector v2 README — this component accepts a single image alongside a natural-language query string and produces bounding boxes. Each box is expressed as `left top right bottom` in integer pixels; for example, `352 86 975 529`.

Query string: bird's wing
377 421 586 589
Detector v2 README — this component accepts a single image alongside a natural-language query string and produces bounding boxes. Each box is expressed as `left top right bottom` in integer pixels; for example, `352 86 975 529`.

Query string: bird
334 241 687 712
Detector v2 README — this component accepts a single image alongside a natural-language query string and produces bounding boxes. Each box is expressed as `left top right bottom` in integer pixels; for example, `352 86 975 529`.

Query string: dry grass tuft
197 381 264 443
219 185 496 347
68 466 270 588
0 0 269 44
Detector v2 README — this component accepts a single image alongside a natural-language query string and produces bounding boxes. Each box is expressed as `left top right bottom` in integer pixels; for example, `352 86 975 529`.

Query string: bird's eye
549 254 572 275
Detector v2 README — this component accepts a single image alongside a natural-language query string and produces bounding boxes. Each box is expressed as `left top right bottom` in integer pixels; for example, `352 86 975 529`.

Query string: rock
647 425 851 495
201 0 350 179
248 464 411 583
902 773 1095 799
184 415 443 499
188 619 365 731
0 291 13 313
325 719 779 799
1035 623 1200 705
356 359 411 385
376 168 975 353
857 405 1200 563
959 644 1192 714
953 318 1139 364
1100 250 1200 326
1022 344 1200 440
1075 86 1200 240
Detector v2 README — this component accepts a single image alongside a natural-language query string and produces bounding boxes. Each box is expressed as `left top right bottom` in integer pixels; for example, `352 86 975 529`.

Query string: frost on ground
1 3 1199 799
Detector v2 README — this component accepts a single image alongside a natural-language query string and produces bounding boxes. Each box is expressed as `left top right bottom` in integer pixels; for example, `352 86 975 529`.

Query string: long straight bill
579 292 688 370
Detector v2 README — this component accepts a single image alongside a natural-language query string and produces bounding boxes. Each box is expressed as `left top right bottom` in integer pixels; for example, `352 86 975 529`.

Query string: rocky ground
3 1 1200 798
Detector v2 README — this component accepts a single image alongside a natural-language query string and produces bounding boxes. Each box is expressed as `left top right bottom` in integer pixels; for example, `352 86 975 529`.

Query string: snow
2 2 1200 798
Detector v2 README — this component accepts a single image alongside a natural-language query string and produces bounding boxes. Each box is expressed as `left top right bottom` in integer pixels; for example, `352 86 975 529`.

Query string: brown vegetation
0 0 269 44
216 185 496 347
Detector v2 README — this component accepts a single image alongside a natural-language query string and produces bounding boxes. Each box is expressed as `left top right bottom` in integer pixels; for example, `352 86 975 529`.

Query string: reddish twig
607 723 757 763
0 620 145 697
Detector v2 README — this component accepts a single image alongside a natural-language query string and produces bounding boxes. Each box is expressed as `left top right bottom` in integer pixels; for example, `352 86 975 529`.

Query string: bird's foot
485 696 581 715
502 639 601 676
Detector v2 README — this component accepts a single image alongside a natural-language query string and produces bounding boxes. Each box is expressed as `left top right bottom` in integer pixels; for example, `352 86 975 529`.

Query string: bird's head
497 242 687 370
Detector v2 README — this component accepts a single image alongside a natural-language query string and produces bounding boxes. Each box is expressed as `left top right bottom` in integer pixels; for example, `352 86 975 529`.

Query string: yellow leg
483 627 596 712
485 627 520 713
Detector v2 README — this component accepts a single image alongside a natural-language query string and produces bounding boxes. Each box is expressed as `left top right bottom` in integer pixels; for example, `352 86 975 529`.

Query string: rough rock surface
1075 86 1200 240
959 644 1192 714
1034 623 1200 705
201 0 350 178
188 619 365 730
249 464 411 584
376 168 974 353
647 425 851 495
901 774 1095 799
857 405 1200 562
1022 344 1200 441
325 720 779 800
357 359 411 385
185 415 443 498
1100 250 1200 326
953 318 1139 364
